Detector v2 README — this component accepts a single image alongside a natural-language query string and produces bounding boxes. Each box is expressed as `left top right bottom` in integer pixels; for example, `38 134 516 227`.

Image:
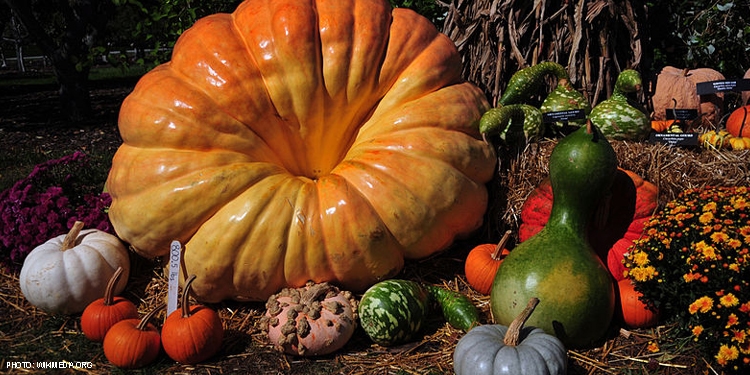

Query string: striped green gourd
540 77 592 128
358 279 430 346
589 69 650 140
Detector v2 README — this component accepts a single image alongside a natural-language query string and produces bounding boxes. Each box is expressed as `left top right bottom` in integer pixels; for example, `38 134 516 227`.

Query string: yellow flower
646 341 660 353
726 313 740 328
692 325 704 337
720 294 740 308
689 296 714 314
711 231 729 243
732 329 747 343
699 211 714 224
629 266 657 282
631 251 649 267
732 196 747 210
716 344 739 366
704 201 718 212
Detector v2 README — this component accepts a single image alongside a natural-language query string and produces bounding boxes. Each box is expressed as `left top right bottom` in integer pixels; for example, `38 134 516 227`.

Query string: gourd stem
503 297 540 347
61 221 85 251
491 230 512 260
137 303 166 331
181 275 198 318
103 267 125 306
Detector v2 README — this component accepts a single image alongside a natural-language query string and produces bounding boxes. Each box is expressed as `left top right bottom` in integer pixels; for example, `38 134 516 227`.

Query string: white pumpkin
19 221 130 315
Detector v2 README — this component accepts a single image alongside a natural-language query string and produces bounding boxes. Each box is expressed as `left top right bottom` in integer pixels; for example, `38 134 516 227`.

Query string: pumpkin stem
181 275 198 318
585 119 593 134
491 230 512 260
61 221 85 251
137 303 166 331
103 266 125 306
503 297 540 347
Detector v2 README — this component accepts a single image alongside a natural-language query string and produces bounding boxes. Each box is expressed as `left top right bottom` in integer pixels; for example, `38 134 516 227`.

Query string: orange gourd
464 230 512 295
726 105 750 138
651 66 725 127
81 266 139 342
519 168 657 280
650 119 674 133
103 304 164 369
617 279 659 328
105 0 496 303
161 275 224 364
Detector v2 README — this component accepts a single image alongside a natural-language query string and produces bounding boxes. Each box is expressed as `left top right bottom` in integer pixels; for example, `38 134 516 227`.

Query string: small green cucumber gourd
589 69 650 140
358 279 430 346
425 284 480 332
490 121 617 349
454 297 567 375
358 279 480 345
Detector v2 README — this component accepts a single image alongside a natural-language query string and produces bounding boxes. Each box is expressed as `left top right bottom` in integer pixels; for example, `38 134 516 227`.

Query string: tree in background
4 0 117 121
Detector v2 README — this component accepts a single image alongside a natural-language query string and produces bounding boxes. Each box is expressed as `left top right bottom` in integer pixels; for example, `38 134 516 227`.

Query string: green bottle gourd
490 121 617 349
499 61 570 106
541 77 592 128
479 104 544 145
588 69 650 140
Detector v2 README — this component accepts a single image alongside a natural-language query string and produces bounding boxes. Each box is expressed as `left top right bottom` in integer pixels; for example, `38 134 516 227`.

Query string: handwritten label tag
167 240 182 316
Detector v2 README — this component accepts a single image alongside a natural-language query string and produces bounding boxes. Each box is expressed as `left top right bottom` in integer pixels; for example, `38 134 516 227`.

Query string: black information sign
664 109 698 121
696 78 750 95
648 132 699 147
542 109 586 124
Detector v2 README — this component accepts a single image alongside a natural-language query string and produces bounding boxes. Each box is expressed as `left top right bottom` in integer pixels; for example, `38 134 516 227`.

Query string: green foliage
389 0 446 28
650 1 750 78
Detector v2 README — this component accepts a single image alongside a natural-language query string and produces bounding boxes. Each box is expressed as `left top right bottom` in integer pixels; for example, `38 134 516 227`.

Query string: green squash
490 122 617 349
589 69 650 140
479 104 544 146
358 279 429 346
498 61 569 106
540 78 592 128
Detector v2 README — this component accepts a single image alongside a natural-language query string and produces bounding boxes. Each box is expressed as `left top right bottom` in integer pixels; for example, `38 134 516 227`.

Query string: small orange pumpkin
650 119 674 133
81 266 139 342
103 303 164 369
617 278 659 328
726 105 750 138
464 230 512 295
161 275 224 364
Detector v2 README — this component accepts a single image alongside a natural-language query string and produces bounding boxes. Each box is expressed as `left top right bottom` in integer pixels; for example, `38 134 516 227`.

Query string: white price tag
167 240 182 316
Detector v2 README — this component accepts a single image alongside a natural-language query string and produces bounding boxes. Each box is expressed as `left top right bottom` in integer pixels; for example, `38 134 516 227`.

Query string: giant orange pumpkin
105 0 496 302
